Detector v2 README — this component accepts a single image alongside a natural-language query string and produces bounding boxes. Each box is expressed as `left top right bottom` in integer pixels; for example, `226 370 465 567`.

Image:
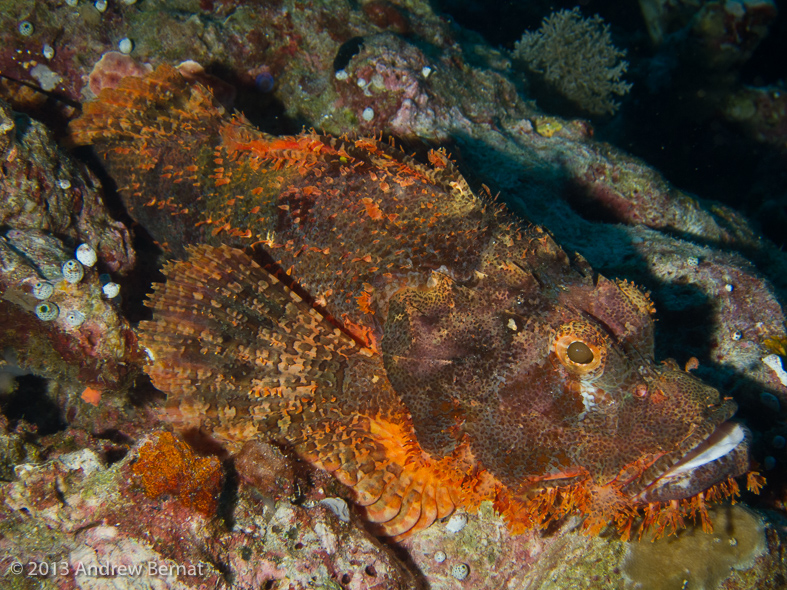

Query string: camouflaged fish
69 65 759 540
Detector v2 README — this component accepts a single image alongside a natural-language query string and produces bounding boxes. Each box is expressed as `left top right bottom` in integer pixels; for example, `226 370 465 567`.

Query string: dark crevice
0 374 64 435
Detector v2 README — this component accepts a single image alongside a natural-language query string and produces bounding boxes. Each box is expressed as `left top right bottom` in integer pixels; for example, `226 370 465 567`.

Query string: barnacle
32 281 54 300
64 310 86 328
61 259 84 284
75 243 98 267
451 563 470 580
18 21 34 37
102 282 120 299
35 301 59 321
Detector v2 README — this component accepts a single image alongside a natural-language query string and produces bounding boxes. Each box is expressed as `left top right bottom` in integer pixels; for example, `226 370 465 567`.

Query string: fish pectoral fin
138 244 359 440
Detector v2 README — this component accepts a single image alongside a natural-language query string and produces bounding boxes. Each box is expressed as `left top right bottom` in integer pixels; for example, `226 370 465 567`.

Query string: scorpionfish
69 65 758 540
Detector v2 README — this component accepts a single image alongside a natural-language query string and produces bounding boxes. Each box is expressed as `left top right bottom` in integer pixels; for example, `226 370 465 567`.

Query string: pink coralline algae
88 51 153 96
331 32 493 140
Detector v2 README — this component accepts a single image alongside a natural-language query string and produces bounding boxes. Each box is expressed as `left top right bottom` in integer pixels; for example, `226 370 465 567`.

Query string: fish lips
633 421 751 503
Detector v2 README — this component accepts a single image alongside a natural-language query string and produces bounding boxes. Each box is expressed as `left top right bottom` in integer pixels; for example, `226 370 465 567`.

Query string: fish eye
567 341 594 364
552 321 607 378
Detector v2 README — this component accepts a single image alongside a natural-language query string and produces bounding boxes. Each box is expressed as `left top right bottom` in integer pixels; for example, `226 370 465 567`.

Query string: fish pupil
567 341 594 364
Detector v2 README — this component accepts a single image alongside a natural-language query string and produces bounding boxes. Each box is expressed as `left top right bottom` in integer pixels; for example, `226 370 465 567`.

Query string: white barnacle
64 309 86 328
319 497 350 522
118 37 133 54
445 512 467 533
370 73 385 90
33 281 54 300
102 282 121 299
18 21 34 37
451 563 470 580
61 259 84 283
35 302 59 321
75 243 97 267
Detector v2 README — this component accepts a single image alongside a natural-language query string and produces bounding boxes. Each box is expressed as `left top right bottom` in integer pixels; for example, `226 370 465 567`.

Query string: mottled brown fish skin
69 65 757 540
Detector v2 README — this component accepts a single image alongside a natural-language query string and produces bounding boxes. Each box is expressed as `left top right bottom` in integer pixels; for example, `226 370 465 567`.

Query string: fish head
382 230 750 513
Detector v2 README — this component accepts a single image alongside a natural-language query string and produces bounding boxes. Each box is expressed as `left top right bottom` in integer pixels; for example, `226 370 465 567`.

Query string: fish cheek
382 277 509 459
467 358 587 486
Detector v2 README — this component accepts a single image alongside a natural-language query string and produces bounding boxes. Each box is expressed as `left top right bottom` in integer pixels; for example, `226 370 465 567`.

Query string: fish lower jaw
635 421 750 504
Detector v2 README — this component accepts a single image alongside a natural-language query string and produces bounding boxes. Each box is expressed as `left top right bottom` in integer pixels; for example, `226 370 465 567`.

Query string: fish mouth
632 421 751 503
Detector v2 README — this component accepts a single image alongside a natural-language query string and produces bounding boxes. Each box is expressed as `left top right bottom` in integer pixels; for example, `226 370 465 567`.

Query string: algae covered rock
623 505 776 590
0 432 419 589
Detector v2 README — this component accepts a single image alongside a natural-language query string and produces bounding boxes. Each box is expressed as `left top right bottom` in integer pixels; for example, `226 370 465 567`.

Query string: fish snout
645 363 731 417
